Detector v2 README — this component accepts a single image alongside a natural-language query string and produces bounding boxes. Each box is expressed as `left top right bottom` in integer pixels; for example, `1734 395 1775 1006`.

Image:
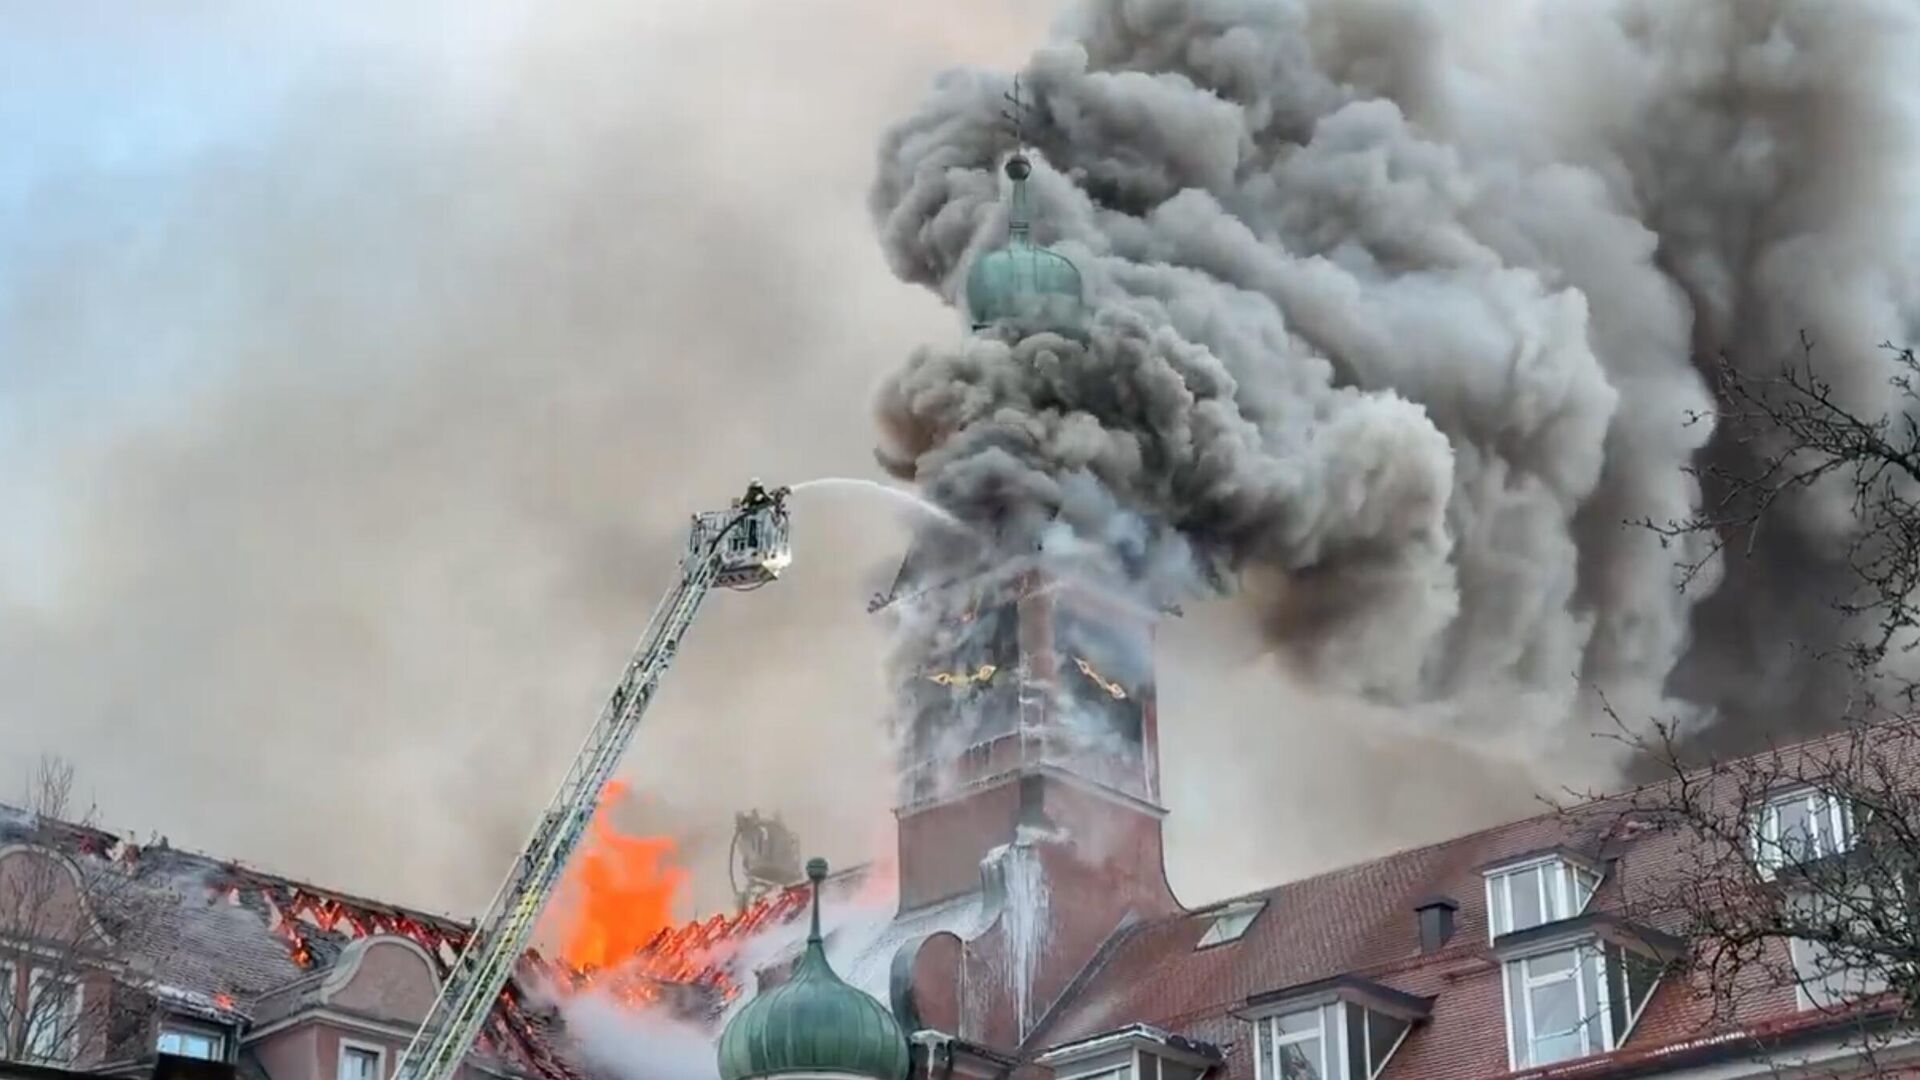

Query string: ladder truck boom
393 480 793 1080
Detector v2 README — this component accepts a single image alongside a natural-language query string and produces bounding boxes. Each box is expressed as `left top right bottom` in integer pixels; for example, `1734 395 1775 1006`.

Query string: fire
543 780 690 972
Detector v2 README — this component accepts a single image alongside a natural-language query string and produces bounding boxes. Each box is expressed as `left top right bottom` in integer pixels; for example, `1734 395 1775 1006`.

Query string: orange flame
544 780 690 972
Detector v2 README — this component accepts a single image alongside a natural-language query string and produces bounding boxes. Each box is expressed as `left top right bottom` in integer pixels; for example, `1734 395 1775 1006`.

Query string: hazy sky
0 1 1548 920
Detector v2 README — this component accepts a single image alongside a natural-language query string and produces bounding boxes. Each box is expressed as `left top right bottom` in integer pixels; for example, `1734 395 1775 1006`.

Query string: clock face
901 599 1021 768
1053 610 1148 748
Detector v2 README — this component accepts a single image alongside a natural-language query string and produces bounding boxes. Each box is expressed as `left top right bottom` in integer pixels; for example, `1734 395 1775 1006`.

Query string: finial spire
1000 77 1035 243
1001 75 1030 148
806 856 828 944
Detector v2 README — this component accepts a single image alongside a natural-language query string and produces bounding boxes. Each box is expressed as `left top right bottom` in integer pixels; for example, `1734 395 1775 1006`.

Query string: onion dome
964 153 1085 339
715 858 911 1080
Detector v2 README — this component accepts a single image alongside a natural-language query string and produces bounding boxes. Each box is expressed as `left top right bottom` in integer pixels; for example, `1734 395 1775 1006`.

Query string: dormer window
1484 853 1601 940
156 1022 226 1062
1196 900 1265 949
1494 914 1678 1070
1037 1025 1221 1080
1752 787 1854 879
1241 977 1428 1080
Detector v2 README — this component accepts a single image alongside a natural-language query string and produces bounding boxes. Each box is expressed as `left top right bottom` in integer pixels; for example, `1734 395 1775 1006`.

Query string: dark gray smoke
870 0 1920 769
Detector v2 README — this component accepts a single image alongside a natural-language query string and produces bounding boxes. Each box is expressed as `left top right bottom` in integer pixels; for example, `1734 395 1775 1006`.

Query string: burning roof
0 804 562 1079
0 795 871 1080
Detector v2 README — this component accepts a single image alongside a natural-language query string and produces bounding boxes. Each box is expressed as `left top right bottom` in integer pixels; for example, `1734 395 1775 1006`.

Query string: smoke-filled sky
0 0 1060 916
8 0 1918 922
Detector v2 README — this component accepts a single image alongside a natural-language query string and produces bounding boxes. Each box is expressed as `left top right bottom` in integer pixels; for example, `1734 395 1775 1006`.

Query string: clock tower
880 552 1171 913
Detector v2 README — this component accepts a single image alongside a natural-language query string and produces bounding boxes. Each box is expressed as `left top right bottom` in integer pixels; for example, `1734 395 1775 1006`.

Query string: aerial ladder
392 480 794 1080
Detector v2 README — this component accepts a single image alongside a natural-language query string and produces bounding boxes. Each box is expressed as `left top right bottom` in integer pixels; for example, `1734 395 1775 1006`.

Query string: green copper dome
964 154 1084 339
715 859 910 1080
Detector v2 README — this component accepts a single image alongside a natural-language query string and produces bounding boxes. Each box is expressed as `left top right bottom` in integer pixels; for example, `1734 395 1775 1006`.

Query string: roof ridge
0 798 471 928
1169 724 1887 917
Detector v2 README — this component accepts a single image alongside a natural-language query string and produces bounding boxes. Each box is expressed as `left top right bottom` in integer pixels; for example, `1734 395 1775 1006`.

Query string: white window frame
338 1039 388 1080
1350 1006 1412 1080
1057 1067 1128 1080
1250 1000 1411 1080
1499 937 1663 1071
157 1022 227 1062
1196 900 1265 949
1505 945 1607 1069
1752 788 1854 880
1257 1006 1331 1080
1484 855 1600 941
1045 1032 1214 1080
23 969 83 1066
1141 1051 1207 1080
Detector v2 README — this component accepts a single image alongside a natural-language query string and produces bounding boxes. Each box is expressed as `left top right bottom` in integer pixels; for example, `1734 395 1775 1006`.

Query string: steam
871 0 1920 771
560 1000 718 1080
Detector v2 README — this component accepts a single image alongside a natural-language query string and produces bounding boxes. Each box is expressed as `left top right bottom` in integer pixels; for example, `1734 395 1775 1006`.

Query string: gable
326 938 439 1025
0 844 110 951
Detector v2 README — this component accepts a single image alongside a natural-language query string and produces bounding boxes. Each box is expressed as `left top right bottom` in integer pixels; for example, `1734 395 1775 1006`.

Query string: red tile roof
1023 759 1839 1079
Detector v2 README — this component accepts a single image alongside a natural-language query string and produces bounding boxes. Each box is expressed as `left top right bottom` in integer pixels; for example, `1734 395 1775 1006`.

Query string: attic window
1485 855 1600 940
1751 787 1854 879
1501 940 1662 1069
1196 900 1265 948
1253 1001 1411 1080
157 1022 226 1062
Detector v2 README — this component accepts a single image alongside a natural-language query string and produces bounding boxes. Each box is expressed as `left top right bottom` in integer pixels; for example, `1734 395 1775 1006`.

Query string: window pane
1367 1014 1408 1076
1347 1006 1367 1080
1545 866 1569 921
158 1033 182 1056
342 1048 380 1080
1510 868 1545 931
1162 1064 1203 1080
26 978 77 1063
1605 945 1630 1043
1489 879 1510 937
1275 1039 1322 1080
1530 976 1579 1040
1275 1009 1320 1037
1776 797 1817 862
1527 955 1584 1066
1529 948 1575 977
1579 949 1607 1051
1573 866 1599 911
1141 1055 1159 1080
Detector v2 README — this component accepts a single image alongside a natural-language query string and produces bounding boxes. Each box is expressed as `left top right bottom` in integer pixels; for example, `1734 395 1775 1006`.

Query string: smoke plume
870 0 1920 777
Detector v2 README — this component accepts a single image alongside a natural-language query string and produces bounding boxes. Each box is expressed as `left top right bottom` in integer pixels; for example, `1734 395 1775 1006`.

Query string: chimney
1414 896 1458 954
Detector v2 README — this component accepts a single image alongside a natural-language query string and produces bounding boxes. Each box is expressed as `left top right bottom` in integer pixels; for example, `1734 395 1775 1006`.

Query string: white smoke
871 0 1920 774
562 999 719 1080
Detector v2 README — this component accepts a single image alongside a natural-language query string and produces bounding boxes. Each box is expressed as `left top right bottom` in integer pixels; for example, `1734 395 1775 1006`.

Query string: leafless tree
0 755 171 1067
1602 341 1920 1074
1646 339 1920 687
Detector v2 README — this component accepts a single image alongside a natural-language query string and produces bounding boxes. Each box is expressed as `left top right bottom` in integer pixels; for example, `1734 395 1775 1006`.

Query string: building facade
3 570 1912 1080
0 809 577 1080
